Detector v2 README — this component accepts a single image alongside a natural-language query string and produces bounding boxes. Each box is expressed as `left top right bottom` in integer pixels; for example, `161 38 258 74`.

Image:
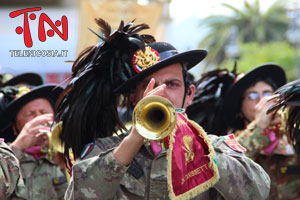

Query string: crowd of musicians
0 18 299 200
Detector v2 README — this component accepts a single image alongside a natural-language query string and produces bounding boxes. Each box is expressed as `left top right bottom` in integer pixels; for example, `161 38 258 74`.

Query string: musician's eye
166 80 180 89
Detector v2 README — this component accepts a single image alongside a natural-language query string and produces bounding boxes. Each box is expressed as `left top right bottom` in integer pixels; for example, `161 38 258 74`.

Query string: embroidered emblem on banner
182 135 194 165
222 134 246 152
167 113 219 200
132 46 160 73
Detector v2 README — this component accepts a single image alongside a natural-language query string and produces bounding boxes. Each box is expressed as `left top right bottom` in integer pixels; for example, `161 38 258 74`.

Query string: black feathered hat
0 85 63 142
55 18 157 161
223 63 286 130
4 85 62 117
55 18 207 162
186 68 237 136
267 80 300 154
0 72 43 87
114 42 207 94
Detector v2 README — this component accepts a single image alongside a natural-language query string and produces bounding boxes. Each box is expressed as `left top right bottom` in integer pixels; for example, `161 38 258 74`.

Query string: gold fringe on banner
167 115 220 200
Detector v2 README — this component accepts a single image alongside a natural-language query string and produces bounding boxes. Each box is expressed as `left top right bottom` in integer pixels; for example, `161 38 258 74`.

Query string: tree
221 42 296 81
198 0 290 68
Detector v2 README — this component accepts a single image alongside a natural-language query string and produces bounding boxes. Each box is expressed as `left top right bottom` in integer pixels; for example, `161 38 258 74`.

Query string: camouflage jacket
8 146 68 200
0 140 24 199
65 133 270 200
236 121 300 200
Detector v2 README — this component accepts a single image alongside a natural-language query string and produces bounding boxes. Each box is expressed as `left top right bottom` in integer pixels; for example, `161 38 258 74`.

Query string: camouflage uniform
236 121 300 200
8 146 68 200
65 133 270 200
0 140 24 199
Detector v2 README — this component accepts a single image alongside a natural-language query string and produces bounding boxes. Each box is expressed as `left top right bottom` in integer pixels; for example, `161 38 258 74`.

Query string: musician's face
132 63 195 109
15 98 54 131
241 81 273 122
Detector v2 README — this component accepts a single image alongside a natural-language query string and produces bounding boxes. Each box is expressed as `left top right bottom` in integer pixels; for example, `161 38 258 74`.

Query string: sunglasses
243 91 273 101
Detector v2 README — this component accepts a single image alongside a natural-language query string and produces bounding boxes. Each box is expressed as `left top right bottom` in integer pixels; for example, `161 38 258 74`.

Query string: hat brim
1 73 43 87
114 49 207 94
223 63 287 125
6 85 62 115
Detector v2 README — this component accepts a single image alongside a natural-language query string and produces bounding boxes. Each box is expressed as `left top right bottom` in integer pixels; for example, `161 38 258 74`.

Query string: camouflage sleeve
0 141 25 199
65 149 128 200
10 145 68 199
236 121 271 160
208 135 270 200
10 144 36 163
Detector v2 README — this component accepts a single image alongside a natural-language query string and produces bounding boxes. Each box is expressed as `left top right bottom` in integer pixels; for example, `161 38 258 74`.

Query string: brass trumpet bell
40 121 64 160
133 95 176 140
50 121 64 155
47 121 72 183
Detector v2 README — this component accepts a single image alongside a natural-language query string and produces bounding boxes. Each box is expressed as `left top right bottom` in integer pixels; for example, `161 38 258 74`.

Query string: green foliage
198 0 290 67
221 42 297 81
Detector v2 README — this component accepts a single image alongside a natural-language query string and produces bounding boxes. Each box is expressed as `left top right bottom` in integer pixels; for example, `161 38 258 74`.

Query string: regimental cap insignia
132 46 161 73
15 86 31 99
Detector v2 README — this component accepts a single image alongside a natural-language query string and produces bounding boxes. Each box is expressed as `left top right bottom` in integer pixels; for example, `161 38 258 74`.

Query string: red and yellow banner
167 113 219 199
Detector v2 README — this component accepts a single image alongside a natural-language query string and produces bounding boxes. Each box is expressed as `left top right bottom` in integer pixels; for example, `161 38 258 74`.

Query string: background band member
0 85 68 200
223 64 300 200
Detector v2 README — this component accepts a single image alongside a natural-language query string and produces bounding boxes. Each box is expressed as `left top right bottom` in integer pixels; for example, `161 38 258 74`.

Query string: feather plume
88 28 102 39
55 18 155 164
267 79 300 153
95 18 111 40
186 68 237 136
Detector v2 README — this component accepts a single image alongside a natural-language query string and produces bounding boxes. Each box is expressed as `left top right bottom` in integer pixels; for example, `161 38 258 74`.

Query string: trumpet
40 121 64 160
40 122 71 182
49 121 65 159
133 95 177 140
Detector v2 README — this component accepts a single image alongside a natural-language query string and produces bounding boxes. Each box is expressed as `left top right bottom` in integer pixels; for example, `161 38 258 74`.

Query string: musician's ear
130 94 138 106
185 84 195 108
